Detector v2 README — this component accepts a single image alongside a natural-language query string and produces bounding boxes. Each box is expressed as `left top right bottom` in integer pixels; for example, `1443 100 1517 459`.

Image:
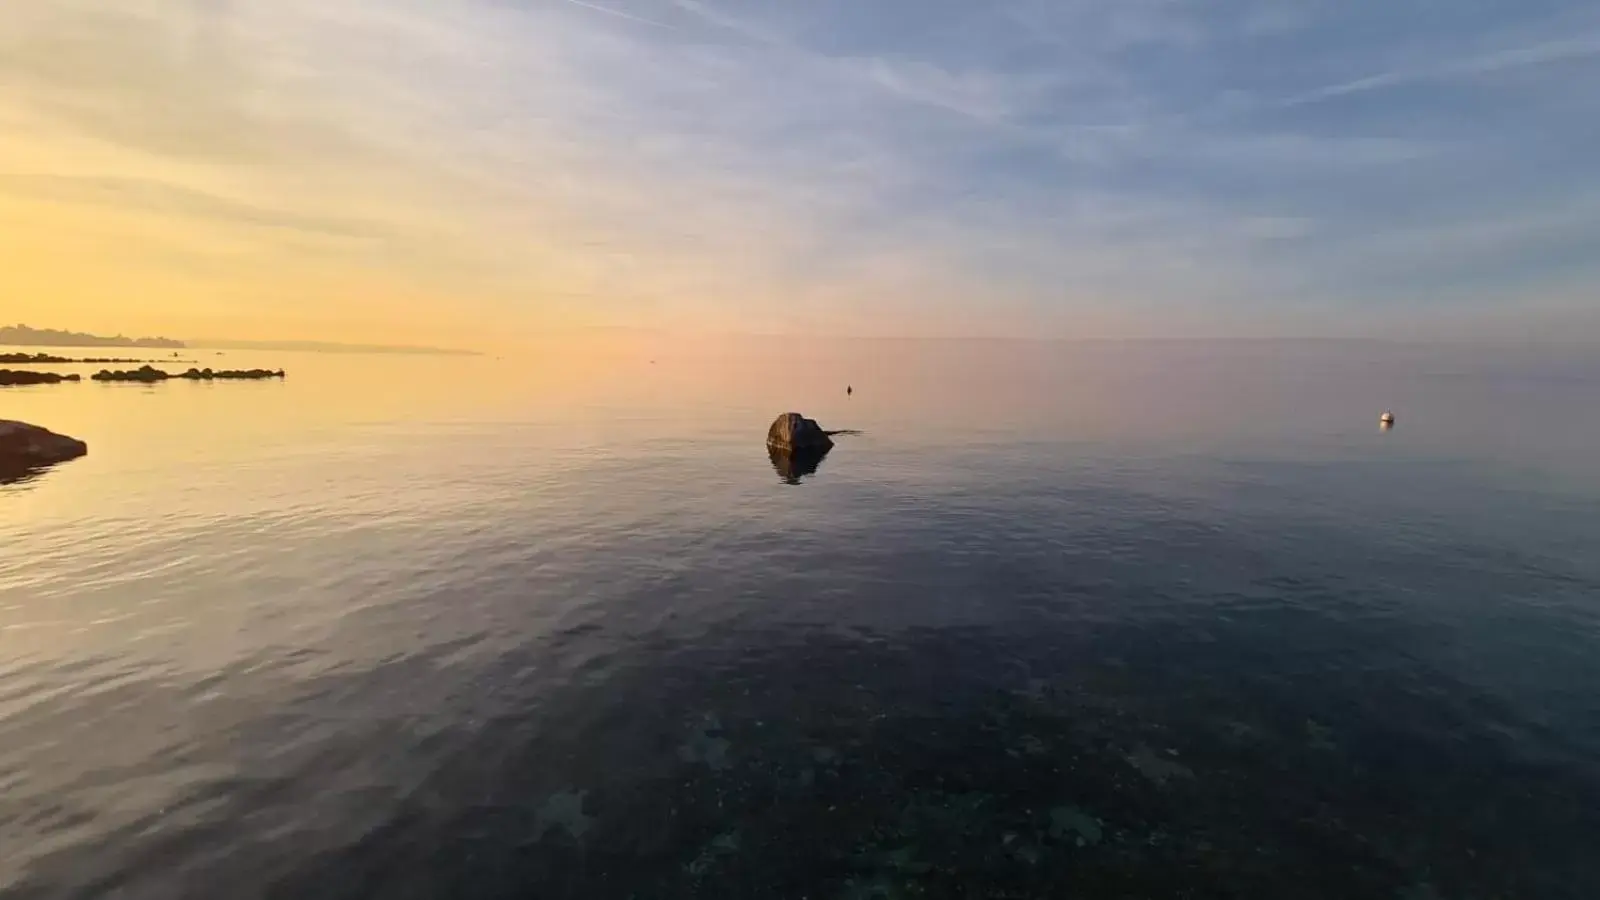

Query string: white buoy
1380 410 1395 426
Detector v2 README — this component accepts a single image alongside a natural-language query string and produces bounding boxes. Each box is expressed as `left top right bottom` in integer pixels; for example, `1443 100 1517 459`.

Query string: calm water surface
2 340 1599 898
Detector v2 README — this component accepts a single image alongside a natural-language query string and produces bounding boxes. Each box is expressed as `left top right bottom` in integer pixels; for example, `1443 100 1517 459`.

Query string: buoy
1380 410 1395 426
847 385 853 396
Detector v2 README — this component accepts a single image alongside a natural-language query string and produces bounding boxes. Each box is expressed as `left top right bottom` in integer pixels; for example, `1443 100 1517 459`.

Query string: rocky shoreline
92 365 286 383
3 365 287 385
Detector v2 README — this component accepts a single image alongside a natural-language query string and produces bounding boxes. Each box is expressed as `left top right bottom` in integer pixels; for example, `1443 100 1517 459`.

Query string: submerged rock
533 790 595 841
0 370 81 386
1048 806 1104 846
686 830 742 877
766 412 834 452
0 420 88 479
678 716 733 770
1126 744 1193 785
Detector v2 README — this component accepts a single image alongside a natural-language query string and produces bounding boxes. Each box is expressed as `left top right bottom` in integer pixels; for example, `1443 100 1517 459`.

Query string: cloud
1282 32 1600 107
855 57 1052 122
550 0 680 30
1238 3 1323 38
1003 0 1210 52
3 0 1598 339
667 0 788 45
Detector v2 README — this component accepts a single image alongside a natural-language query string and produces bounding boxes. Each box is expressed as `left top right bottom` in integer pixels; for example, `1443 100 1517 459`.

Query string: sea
2 338 1598 899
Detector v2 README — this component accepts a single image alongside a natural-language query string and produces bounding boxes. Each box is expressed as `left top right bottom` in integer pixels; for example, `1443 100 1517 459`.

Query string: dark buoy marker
846 385 853 396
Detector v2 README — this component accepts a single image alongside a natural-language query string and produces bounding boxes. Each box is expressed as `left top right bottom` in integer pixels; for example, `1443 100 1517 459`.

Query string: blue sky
4 0 1599 339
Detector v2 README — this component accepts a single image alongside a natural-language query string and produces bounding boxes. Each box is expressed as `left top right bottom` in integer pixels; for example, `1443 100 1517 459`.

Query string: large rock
0 420 88 477
766 412 834 452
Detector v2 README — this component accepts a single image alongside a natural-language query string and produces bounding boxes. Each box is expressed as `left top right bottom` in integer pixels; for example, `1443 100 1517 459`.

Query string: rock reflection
768 444 830 484
0 464 47 487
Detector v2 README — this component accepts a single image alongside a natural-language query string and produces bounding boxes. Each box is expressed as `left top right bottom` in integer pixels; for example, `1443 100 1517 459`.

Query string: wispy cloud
854 57 1055 122
667 0 786 45
1282 31 1600 107
549 0 680 31
1004 0 1210 52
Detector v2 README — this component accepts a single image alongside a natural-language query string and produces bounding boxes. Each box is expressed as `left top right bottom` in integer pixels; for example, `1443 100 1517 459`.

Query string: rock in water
766 412 834 451
0 370 82 386
0 420 88 476
92 365 169 383
92 365 285 382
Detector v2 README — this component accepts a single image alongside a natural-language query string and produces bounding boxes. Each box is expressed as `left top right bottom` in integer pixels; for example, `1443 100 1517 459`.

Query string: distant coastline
4 326 476 356
2 324 184 349
188 339 479 356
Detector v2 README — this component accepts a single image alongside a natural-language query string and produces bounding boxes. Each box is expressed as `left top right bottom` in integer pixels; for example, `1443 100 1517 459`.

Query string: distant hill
190 339 479 356
1 324 185 349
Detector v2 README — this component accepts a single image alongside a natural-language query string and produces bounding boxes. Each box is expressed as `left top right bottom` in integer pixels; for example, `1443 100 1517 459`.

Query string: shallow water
3 339 1599 898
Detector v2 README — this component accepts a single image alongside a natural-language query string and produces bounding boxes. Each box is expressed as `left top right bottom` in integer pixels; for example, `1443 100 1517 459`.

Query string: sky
2 0 1598 344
